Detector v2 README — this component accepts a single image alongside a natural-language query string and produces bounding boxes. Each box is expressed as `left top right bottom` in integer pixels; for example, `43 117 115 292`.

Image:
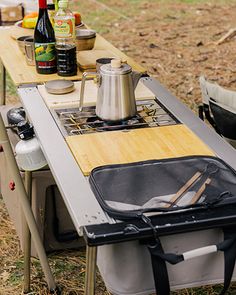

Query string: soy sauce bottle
34 0 57 74
54 0 77 76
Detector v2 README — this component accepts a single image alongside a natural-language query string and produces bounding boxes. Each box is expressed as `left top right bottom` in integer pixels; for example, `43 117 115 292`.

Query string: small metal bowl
16 35 32 54
76 29 96 51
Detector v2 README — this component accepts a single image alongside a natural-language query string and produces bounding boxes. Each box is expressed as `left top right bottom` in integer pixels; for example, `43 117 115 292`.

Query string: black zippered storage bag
89 155 236 295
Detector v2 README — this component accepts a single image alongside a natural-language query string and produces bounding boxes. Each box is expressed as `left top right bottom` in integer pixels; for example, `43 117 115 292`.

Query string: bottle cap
58 0 68 8
47 3 55 10
17 121 35 140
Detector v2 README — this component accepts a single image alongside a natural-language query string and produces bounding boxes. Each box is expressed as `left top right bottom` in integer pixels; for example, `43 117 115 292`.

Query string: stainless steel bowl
76 29 96 51
16 35 32 54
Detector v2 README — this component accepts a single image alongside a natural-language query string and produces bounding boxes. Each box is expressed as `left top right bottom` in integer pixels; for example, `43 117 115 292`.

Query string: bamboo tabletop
0 26 146 86
66 125 215 176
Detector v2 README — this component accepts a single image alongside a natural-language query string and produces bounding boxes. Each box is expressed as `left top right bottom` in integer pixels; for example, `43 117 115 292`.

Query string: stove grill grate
51 99 180 136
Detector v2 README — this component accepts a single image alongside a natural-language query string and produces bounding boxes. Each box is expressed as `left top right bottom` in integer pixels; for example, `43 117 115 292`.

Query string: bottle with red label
54 0 77 76
34 0 57 74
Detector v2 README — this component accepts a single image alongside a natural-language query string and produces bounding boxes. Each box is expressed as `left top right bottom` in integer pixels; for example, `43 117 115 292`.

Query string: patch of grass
6 73 17 97
154 0 236 3
177 0 236 3
8 259 24 286
0 69 18 104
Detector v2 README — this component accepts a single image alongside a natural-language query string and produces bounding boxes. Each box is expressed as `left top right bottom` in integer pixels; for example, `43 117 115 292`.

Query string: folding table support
23 171 32 293
0 113 57 292
85 246 97 295
0 59 6 106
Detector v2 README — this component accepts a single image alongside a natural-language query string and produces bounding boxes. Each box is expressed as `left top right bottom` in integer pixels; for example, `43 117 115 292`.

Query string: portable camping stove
51 99 179 137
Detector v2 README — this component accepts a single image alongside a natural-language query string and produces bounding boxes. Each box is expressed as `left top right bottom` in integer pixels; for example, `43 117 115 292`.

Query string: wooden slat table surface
66 125 215 176
0 26 146 86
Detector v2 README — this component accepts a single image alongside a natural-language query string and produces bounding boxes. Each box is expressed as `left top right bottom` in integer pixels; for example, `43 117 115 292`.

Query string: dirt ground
99 1 236 112
2 0 236 294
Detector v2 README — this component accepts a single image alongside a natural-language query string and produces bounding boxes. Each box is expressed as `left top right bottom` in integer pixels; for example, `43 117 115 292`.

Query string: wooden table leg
0 59 6 106
85 246 97 295
23 171 32 293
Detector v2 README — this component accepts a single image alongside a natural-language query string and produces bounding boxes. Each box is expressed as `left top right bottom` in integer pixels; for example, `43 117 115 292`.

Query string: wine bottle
34 0 57 74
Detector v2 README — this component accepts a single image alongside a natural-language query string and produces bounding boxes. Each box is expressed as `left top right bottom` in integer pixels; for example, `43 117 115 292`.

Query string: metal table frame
0 115 57 292
0 59 6 106
16 76 236 294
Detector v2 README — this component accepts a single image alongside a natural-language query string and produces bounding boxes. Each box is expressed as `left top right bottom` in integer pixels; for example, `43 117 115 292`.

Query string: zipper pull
141 214 159 242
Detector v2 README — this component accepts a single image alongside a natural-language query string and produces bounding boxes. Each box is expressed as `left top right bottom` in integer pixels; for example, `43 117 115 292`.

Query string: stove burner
97 115 148 132
51 99 180 136
87 116 102 123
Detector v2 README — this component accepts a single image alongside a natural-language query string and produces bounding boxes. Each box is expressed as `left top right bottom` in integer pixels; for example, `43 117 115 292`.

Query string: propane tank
15 120 47 171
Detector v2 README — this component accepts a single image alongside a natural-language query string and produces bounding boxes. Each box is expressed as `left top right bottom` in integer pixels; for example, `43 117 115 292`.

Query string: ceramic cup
24 37 35 66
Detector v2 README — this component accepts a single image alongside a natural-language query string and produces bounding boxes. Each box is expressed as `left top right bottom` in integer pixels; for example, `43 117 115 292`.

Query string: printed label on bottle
35 42 56 69
54 18 75 38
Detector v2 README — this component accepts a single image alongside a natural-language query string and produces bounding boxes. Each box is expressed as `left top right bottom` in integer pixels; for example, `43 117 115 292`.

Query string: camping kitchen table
17 76 236 294
2 24 236 295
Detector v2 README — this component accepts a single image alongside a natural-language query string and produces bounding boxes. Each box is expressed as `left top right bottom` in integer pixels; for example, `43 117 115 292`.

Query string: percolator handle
79 72 98 112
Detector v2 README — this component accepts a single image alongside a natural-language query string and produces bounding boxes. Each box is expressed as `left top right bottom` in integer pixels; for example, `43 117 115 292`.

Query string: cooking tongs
167 163 219 208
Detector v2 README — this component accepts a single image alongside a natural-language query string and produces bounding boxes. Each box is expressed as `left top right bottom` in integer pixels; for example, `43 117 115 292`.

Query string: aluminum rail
18 86 109 233
142 77 236 171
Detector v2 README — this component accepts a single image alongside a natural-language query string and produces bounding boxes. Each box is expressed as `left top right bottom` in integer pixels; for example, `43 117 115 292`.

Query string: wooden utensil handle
190 178 211 205
167 171 202 207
